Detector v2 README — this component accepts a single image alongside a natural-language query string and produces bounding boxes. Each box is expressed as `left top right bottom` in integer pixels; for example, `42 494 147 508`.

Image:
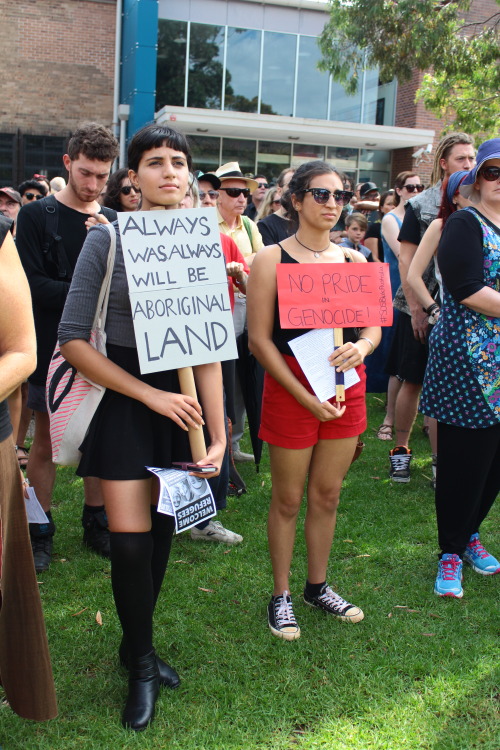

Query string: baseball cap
0 187 22 205
359 181 380 198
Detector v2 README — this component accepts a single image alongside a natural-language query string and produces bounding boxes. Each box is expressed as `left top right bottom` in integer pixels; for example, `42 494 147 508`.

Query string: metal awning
156 106 435 151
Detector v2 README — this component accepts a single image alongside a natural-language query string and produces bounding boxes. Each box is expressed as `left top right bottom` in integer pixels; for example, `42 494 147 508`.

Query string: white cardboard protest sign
118 208 237 374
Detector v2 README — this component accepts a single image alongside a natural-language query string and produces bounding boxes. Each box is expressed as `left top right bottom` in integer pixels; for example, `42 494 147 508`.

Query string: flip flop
16 445 30 470
376 424 393 441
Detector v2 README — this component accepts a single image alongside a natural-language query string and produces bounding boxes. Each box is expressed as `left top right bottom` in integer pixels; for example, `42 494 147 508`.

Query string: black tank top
0 216 15 442
272 245 358 356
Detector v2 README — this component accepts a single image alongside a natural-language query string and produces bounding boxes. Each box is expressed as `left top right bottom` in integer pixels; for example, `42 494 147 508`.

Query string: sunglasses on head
403 183 424 193
303 188 353 206
121 185 141 196
219 187 250 198
480 165 500 181
199 190 219 199
24 192 43 201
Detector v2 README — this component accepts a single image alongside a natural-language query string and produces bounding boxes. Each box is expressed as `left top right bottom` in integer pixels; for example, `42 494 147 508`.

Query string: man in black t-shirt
17 122 119 572
387 133 475 483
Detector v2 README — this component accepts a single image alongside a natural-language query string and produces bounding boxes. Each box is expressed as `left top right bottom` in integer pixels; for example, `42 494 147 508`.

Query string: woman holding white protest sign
247 161 381 640
58 124 225 730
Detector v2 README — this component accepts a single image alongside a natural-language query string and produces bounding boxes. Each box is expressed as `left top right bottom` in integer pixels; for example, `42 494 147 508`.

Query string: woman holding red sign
248 161 381 640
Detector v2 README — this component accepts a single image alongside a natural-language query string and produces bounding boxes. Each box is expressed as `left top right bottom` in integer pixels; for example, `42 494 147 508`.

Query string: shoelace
467 538 489 559
275 592 297 626
318 586 349 609
390 453 411 471
440 557 461 580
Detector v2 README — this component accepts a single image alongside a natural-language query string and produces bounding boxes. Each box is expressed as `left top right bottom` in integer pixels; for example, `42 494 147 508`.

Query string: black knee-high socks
110 509 175 659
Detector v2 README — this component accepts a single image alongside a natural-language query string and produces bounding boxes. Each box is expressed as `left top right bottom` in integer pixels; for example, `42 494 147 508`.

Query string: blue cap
446 170 469 203
459 137 500 201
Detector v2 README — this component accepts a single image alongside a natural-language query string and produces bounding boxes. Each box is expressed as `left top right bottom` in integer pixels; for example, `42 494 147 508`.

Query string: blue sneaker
434 554 463 598
463 533 500 575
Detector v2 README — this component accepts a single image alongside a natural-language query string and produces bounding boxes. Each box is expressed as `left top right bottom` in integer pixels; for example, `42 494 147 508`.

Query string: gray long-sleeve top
58 223 136 347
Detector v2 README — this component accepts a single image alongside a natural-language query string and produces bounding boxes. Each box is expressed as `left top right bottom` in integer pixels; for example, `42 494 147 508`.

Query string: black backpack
41 194 115 281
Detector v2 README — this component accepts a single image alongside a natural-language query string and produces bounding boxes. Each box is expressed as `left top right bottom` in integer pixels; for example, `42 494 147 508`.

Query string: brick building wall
0 0 116 136
392 0 498 185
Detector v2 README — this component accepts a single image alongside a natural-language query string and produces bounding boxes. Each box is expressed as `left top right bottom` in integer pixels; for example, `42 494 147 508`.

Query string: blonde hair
430 133 475 186
256 186 281 221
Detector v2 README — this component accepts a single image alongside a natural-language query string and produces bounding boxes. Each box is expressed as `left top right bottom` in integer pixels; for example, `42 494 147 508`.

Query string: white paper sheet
289 328 360 403
25 486 50 524
147 467 216 533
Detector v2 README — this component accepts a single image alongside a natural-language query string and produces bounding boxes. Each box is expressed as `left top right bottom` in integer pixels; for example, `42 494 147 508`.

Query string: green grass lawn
2 394 499 749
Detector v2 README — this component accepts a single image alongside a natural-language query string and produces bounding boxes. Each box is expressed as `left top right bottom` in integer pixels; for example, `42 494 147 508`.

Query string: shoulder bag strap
92 223 117 330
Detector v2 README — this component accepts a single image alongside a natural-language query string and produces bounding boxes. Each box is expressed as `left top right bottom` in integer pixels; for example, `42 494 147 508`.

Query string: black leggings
436 421 500 556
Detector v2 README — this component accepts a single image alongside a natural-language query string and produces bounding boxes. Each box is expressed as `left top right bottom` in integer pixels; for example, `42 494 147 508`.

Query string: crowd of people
0 120 498 730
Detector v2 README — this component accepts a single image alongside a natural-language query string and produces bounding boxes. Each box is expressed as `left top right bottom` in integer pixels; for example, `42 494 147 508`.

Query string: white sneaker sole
268 622 301 641
463 556 500 575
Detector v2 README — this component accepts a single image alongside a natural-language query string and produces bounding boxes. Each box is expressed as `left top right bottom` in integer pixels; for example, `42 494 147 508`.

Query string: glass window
0 133 15 186
261 32 297 116
291 143 325 168
156 20 187 109
359 149 391 190
330 80 362 124
257 141 292 184
188 23 224 109
326 147 358 188
225 28 261 113
221 138 256 175
362 70 396 126
24 135 67 181
295 36 329 120
189 135 221 174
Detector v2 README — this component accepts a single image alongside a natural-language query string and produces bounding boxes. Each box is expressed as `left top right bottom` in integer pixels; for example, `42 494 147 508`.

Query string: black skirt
77 344 191 480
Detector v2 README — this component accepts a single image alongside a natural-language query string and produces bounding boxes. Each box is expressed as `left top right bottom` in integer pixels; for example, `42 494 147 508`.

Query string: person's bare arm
460 287 500 317
0 232 36 402
193 362 226 472
399 240 429 342
407 219 443 313
364 237 380 261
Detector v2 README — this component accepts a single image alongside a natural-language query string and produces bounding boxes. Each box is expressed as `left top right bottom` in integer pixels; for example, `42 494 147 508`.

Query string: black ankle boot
121 650 160 731
119 637 180 690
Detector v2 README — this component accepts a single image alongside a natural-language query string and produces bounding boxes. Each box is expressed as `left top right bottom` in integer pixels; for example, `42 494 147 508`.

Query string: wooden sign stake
333 328 345 402
177 366 207 462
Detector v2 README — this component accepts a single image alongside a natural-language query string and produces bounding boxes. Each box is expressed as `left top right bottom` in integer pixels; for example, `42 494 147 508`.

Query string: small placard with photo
147 467 216 533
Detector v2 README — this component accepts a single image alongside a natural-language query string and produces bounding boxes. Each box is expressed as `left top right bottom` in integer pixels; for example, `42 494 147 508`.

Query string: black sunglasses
199 190 219 199
121 185 141 196
219 187 250 198
257 183 270 189
303 188 353 206
480 166 500 181
24 192 43 201
403 183 424 193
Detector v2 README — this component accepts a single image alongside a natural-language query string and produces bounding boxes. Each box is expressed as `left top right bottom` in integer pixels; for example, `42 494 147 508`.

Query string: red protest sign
276 262 392 329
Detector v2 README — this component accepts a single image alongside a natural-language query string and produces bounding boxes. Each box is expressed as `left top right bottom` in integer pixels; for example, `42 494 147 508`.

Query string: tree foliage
318 0 500 137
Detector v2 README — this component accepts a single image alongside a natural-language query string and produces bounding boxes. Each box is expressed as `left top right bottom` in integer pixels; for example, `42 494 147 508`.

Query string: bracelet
424 302 440 316
357 336 374 356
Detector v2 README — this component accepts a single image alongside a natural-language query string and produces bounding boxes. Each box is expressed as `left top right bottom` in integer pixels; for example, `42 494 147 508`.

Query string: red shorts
259 355 367 449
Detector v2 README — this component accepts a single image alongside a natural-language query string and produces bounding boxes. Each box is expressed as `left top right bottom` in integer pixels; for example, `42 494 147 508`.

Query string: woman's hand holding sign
329 339 372 373
143 387 204 432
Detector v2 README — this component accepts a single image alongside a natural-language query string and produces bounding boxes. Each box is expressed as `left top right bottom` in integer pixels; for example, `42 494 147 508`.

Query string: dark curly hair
102 168 131 212
127 124 192 174
281 160 342 227
67 122 119 163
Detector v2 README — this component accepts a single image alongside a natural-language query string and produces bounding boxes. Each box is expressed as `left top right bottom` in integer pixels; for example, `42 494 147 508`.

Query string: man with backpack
16 122 119 572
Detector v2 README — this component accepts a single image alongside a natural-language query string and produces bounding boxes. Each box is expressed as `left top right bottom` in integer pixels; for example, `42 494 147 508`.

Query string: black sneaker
267 590 301 640
389 446 412 483
303 584 364 623
31 535 53 573
82 508 110 558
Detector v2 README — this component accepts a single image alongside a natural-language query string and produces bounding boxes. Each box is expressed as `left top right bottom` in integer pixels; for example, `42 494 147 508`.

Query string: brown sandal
16 445 29 470
376 424 393 441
